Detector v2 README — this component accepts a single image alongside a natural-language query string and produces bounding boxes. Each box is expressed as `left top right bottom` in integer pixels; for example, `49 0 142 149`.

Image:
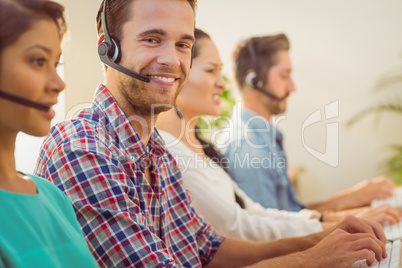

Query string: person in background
219 34 398 216
157 28 401 242
0 0 98 267
35 0 389 267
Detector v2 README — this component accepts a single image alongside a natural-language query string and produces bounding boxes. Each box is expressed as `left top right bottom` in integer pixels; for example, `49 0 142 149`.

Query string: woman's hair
192 29 246 208
193 28 210 59
192 29 225 169
0 0 67 54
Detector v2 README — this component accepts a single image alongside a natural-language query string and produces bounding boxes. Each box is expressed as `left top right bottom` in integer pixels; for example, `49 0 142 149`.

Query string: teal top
0 174 98 268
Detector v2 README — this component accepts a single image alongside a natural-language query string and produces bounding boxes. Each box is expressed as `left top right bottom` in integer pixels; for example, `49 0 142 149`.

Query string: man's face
261 50 295 115
115 0 195 116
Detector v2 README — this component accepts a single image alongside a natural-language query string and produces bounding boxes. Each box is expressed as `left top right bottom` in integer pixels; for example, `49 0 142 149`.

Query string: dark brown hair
0 0 67 54
233 34 290 90
96 0 198 40
193 28 210 59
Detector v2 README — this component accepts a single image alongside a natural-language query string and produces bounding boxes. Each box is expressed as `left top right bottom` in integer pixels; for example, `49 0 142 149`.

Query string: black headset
97 0 151 82
97 0 195 82
245 39 287 101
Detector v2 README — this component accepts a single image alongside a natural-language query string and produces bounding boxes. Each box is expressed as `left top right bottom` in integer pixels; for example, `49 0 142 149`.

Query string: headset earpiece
97 34 121 64
246 40 264 89
110 37 121 63
245 72 256 88
96 0 150 83
245 71 263 89
98 34 110 57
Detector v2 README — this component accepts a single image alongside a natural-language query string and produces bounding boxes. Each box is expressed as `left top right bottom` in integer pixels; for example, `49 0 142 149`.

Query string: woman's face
0 19 65 137
176 38 226 118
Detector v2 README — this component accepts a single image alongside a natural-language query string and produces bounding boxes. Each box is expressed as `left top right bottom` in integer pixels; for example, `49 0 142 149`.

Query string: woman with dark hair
156 28 401 241
0 0 98 266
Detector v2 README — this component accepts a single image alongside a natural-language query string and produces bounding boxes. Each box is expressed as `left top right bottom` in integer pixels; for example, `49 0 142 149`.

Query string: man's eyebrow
137 28 195 43
181 33 195 44
137 28 166 39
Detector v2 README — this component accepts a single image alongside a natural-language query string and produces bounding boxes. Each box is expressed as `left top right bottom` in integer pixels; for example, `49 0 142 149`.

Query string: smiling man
35 1 389 267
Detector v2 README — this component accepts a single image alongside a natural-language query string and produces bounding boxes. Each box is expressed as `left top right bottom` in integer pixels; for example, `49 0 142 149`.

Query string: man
219 34 395 213
35 2 387 267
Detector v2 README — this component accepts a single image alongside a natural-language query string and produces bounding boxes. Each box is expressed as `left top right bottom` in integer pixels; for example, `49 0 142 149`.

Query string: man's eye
178 43 191 49
145 38 158 44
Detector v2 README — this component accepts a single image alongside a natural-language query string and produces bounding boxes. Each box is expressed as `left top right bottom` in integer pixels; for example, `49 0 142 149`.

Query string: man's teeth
150 76 175 83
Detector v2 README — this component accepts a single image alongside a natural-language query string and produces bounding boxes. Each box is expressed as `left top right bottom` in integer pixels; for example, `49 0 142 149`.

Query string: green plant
347 67 402 184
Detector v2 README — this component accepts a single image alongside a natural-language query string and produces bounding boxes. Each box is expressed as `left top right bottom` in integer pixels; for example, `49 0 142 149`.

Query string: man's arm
206 234 320 268
323 204 402 225
306 176 395 212
206 216 387 268
246 229 385 268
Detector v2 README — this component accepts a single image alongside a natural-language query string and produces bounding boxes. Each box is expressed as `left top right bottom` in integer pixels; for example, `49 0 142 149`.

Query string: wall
195 0 402 202
17 0 402 203
15 0 102 173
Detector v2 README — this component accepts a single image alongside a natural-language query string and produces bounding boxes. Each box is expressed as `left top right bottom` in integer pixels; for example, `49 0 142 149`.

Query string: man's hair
0 0 67 54
233 34 290 90
96 0 198 39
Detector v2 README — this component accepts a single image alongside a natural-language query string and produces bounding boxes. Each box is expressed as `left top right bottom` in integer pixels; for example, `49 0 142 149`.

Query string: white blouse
160 131 322 241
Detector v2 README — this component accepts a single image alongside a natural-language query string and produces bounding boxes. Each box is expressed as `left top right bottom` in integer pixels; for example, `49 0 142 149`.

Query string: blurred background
16 0 402 204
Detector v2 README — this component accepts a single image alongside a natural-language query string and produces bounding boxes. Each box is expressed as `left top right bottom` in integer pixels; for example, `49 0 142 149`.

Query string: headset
97 0 151 82
97 0 195 83
0 90 50 111
245 39 287 101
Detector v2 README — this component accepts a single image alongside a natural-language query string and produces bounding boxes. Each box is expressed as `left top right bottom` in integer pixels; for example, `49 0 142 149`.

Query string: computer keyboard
347 189 402 267
348 240 401 268
383 221 402 241
371 188 402 209
371 187 402 241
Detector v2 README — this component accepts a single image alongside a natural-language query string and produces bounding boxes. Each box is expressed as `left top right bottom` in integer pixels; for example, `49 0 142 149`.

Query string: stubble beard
117 68 184 118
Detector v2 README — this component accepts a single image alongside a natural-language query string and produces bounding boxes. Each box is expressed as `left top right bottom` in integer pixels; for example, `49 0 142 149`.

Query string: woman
156 28 401 241
0 0 98 267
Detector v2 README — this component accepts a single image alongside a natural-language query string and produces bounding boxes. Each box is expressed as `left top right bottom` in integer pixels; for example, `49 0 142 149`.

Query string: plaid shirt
35 84 224 267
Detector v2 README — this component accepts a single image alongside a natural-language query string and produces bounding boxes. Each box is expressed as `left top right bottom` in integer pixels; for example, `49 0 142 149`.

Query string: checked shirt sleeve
35 133 183 267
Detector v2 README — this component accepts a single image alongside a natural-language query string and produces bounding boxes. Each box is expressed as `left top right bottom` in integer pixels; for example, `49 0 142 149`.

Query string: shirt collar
235 103 284 144
84 84 167 162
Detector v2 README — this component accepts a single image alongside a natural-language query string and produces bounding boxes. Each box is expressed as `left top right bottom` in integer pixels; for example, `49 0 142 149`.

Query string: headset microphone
98 0 150 83
246 40 288 102
0 90 51 111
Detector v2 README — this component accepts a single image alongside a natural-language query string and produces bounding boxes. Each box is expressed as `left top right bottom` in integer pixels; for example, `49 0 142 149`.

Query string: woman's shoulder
159 130 193 155
26 174 68 201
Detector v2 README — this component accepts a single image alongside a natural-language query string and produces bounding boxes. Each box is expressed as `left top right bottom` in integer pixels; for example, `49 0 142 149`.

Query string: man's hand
354 204 402 224
320 215 387 246
352 176 395 207
325 204 402 225
302 228 386 268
